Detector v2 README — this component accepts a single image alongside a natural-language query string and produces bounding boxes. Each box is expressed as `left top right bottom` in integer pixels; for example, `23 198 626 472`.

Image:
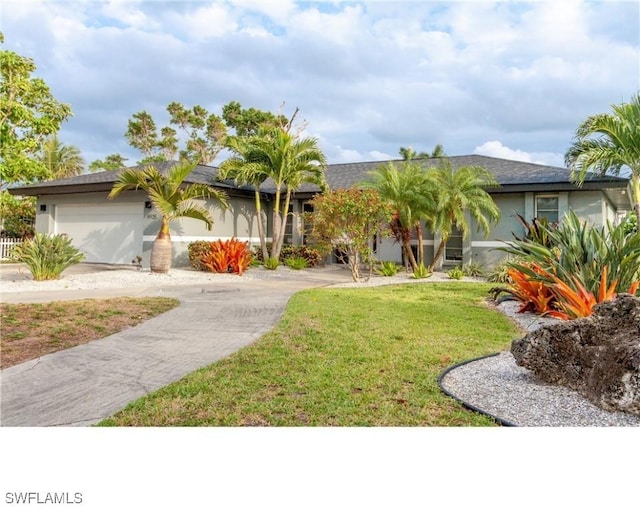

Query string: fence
0 238 22 260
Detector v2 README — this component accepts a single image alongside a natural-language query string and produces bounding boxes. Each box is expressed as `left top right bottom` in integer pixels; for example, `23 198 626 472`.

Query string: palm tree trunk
254 190 268 260
402 228 418 271
416 223 424 266
151 217 172 273
272 188 292 262
271 188 283 260
430 238 447 272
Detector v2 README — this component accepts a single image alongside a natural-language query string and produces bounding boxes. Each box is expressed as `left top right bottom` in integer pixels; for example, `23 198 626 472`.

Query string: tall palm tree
428 161 500 271
364 161 436 271
40 135 85 179
226 127 326 261
399 144 447 160
218 135 271 260
565 92 640 223
399 146 418 160
108 160 228 273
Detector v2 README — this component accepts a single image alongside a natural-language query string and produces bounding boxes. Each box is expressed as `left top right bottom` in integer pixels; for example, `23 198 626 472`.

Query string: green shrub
10 233 85 281
281 245 323 267
620 212 638 236
0 192 35 238
461 262 484 277
411 262 432 279
263 257 280 270
187 241 211 271
252 244 323 267
284 256 309 270
447 266 465 280
375 261 402 276
487 256 519 283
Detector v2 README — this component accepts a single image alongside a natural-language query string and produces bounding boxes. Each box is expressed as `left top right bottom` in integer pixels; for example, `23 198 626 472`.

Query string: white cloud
2 0 637 167
473 141 564 167
101 1 152 30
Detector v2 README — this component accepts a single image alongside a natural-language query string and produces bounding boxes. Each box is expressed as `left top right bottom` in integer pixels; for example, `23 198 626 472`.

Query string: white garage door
55 203 144 264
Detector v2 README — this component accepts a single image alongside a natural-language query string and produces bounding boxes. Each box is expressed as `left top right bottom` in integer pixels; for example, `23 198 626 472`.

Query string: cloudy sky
3 0 639 169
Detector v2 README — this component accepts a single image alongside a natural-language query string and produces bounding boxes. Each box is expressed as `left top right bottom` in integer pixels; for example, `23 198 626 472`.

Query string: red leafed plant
505 265 563 318
548 265 638 320
200 238 253 275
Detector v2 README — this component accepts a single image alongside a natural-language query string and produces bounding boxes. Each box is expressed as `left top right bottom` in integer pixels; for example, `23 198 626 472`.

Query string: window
302 202 314 245
535 195 559 223
283 205 294 245
445 227 463 262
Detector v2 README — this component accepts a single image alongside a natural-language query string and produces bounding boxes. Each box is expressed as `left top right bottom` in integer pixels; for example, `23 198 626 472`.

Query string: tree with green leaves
308 187 392 282
565 92 640 224
167 102 226 164
39 135 85 178
427 161 500 271
398 144 446 160
218 135 271 260
245 126 326 262
222 101 288 137
124 111 176 164
0 32 73 187
124 103 227 165
108 160 229 273
88 153 128 172
0 191 34 237
363 161 436 271
219 114 327 261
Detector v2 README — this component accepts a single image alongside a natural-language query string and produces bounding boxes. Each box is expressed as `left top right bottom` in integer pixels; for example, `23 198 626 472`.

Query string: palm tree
364 161 436 271
399 144 447 160
565 92 640 223
399 146 418 160
108 160 228 273
223 127 326 261
40 135 85 178
428 161 500 271
218 135 271 260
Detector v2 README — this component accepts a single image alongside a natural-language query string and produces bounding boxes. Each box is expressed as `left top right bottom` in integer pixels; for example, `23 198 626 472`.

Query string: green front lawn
100 282 521 426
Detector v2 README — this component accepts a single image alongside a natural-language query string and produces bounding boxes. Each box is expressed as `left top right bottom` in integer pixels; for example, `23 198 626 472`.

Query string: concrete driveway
0 266 352 426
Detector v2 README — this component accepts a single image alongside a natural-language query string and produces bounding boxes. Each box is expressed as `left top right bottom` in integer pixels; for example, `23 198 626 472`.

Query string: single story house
9 155 632 269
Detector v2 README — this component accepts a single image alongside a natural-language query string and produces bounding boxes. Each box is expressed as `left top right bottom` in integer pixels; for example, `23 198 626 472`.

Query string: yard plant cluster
491 211 640 319
188 240 323 273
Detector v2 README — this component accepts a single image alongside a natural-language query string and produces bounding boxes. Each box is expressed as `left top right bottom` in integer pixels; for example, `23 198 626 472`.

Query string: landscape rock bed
440 300 640 427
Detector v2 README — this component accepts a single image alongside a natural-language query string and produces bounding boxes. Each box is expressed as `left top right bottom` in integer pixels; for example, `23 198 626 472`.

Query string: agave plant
375 260 402 276
10 233 85 281
499 210 640 298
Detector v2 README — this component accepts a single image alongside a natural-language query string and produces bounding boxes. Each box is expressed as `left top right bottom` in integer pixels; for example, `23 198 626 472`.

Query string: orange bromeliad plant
505 265 563 318
200 238 253 275
502 264 639 321
548 265 638 320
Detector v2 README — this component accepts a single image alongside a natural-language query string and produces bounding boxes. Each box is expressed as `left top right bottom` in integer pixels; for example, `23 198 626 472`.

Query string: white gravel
440 300 640 427
1 266 265 293
0 264 479 293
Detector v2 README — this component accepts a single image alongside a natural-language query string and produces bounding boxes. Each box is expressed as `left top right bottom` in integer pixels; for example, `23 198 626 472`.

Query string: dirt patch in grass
0 297 179 369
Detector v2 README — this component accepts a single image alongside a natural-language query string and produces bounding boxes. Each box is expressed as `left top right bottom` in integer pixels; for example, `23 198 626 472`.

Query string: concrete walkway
0 269 352 426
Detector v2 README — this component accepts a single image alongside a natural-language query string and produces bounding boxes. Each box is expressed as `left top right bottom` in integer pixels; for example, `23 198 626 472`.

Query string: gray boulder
511 294 640 416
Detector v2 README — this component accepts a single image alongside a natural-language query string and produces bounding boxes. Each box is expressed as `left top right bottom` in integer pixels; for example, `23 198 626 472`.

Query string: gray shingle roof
318 155 629 192
9 155 629 197
7 161 251 195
